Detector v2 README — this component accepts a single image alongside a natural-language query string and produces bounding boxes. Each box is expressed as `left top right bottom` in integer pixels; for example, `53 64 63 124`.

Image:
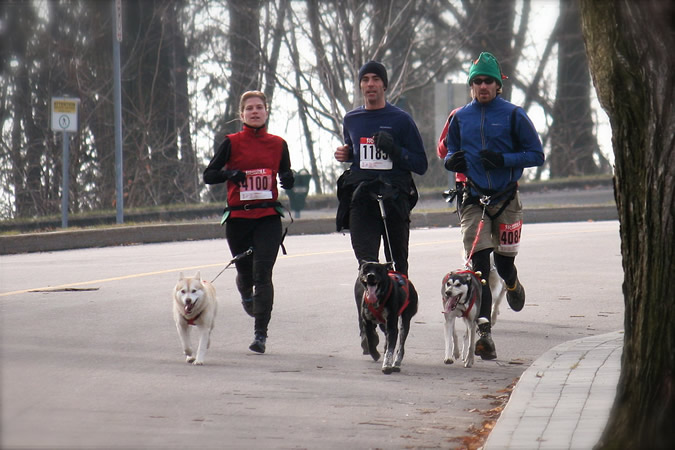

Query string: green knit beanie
467 52 504 87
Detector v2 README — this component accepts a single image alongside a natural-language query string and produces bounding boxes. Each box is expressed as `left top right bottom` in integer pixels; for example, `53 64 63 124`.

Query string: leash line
377 194 396 271
464 198 489 268
210 247 253 284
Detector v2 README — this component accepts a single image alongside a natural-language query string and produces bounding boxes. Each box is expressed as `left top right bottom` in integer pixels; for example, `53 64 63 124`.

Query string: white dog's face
175 272 205 315
443 272 472 310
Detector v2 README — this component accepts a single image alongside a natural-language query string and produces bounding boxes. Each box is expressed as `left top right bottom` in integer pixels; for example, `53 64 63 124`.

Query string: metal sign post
51 97 80 228
61 132 70 228
113 0 124 224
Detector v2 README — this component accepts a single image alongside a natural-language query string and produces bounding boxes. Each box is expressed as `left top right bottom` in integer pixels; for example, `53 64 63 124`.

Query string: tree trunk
580 0 675 448
465 0 517 101
550 0 601 177
218 0 262 140
171 0 199 203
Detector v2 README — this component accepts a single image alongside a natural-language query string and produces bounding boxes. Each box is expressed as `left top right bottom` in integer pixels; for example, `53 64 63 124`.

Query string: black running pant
225 215 281 333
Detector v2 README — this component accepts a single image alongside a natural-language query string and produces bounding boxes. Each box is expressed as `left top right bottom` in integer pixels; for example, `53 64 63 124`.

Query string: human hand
479 150 504 170
223 169 246 185
444 150 467 173
373 131 401 161
334 145 351 162
279 171 295 190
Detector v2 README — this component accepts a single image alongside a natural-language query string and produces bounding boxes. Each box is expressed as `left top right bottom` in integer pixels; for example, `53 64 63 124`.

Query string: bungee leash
210 247 253 283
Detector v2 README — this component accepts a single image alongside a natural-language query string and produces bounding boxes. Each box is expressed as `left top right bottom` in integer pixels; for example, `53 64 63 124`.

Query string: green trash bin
286 169 312 218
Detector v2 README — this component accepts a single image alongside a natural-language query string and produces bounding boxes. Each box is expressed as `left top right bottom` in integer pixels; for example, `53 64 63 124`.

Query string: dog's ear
179 272 185 280
195 271 201 281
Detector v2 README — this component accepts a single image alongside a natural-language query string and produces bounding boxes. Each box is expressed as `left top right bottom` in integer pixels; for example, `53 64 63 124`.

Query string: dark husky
355 261 419 374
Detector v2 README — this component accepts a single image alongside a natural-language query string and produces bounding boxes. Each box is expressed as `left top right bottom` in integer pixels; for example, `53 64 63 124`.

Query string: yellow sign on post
51 97 79 133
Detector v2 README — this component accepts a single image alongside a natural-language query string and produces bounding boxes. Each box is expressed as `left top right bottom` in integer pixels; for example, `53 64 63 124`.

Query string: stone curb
0 205 617 255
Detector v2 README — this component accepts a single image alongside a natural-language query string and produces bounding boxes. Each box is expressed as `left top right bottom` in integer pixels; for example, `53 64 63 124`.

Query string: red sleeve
436 118 450 159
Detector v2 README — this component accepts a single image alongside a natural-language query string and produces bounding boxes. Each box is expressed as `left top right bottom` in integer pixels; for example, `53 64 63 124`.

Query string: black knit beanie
358 61 388 88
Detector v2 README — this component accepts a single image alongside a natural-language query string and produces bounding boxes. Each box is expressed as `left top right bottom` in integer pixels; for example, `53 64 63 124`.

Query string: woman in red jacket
203 91 294 354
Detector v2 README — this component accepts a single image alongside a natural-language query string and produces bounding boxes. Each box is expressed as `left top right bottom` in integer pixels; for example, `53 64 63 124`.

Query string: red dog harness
363 271 411 324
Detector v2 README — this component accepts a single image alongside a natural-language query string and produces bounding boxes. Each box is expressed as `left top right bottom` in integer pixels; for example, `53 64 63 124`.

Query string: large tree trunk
465 0 517 101
579 1 675 448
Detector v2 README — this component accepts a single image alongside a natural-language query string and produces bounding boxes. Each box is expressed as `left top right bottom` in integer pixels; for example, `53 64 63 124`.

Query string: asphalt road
0 221 624 449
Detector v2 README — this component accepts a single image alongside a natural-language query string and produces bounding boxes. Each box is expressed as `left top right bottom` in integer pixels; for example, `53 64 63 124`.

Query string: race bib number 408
359 137 392 170
239 168 273 201
498 220 522 253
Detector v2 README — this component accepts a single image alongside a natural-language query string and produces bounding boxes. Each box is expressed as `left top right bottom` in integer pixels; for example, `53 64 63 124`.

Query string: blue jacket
445 96 544 195
343 102 428 178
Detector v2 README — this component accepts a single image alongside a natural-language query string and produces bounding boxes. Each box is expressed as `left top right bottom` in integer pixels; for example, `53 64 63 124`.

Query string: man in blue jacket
444 52 544 360
335 60 427 354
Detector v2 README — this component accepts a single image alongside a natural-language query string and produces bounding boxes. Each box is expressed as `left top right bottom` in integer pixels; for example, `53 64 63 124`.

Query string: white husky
173 272 217 365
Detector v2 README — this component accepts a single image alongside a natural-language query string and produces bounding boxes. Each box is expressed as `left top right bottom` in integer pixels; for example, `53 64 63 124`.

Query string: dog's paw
382 366 394 375
186 355 196 363
192 360 204 366
464 355 474 368
444 358 455 365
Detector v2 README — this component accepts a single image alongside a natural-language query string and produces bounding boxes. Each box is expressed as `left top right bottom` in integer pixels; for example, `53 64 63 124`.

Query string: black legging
349 192 411 276
471 249 518 321
225 215 282 335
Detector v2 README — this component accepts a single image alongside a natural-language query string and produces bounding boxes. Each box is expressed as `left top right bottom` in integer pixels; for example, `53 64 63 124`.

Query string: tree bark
580 0 675 447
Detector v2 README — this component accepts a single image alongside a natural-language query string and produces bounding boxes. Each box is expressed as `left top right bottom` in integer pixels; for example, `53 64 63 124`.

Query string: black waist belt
224 201 282 212
463 181 518 221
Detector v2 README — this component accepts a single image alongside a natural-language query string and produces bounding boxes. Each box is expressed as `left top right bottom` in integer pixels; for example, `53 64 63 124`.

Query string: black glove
444 150 467 173
372 131 401 162
279 171 295 190
223 169 246 185
480 150 504 170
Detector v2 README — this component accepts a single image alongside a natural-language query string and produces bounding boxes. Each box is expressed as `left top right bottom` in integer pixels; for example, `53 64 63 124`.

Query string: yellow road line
0 224 613 298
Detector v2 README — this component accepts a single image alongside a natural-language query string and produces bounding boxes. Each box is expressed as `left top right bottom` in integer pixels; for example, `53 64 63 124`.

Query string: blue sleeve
397 119 428 175
503 109 545 168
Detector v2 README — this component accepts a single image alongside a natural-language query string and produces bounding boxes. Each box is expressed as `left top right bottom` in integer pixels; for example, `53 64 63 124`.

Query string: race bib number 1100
239 168 273 201
498 220 522 253
359 137 392 170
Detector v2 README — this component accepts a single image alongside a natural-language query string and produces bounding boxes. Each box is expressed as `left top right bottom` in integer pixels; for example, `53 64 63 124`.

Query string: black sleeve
279 140 291 173
203 138 232 185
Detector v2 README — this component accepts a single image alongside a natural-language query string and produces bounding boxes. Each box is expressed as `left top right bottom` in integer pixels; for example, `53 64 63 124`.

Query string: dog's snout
366 273 377 285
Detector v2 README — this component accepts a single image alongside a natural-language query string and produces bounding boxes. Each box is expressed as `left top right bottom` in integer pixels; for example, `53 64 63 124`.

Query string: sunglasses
472 77 496 86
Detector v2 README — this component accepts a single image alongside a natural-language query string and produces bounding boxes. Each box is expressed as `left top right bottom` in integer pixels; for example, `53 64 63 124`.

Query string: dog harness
363 271 411 324
442 270 481 318
185 311 202 326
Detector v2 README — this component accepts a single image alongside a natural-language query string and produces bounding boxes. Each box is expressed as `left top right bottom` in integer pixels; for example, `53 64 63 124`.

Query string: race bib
239 168 273 201
498 220 522 253
359 137 392 170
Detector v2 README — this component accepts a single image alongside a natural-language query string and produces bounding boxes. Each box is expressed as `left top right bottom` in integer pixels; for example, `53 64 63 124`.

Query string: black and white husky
441 261 506 367
441 270 484 368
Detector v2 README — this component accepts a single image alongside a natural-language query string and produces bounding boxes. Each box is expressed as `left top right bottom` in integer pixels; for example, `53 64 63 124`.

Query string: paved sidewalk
485 331 623 450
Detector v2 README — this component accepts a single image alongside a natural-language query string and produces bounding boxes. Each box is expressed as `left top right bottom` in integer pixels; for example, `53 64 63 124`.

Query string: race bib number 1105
359 137 392 170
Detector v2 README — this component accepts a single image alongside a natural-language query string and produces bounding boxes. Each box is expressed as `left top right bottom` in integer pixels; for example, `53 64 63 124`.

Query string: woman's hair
239 90 267 114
